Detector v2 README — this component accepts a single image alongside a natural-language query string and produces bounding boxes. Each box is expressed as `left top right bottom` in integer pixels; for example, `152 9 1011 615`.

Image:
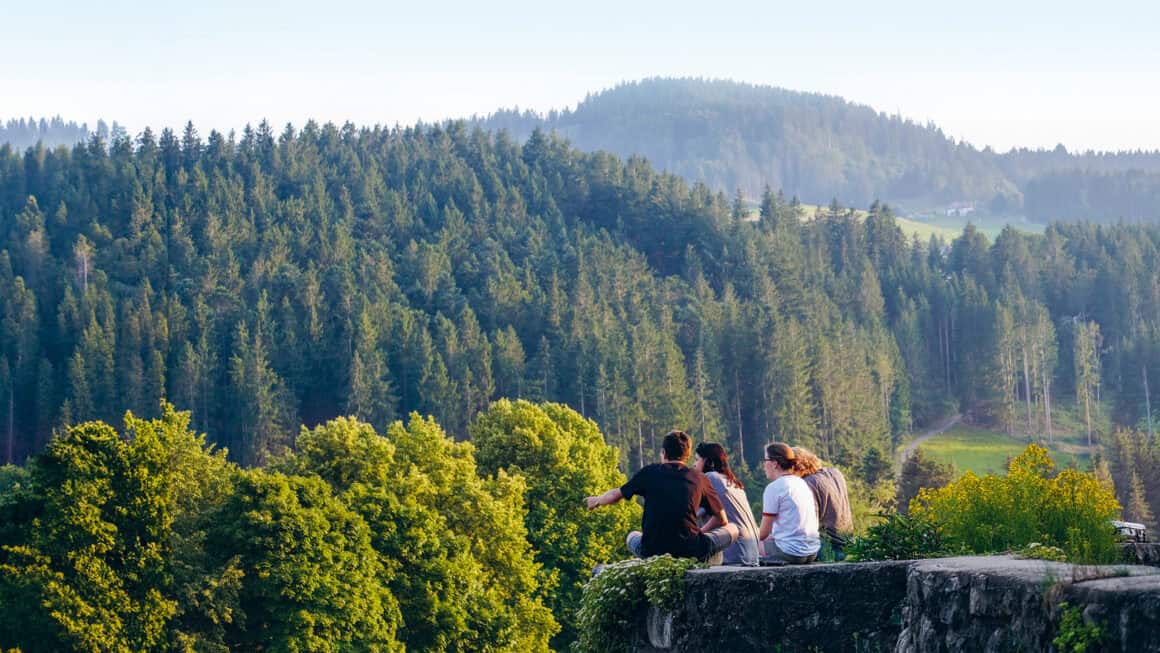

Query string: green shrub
1053 602 1106 653
911 445 1121 563
847 512 948 561
571 556 698 653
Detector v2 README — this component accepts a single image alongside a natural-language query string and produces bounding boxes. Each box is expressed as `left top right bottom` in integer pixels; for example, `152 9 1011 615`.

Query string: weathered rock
1057 574 1160 652
893 556 1160 653
626 556 1160 653
640 561 911 652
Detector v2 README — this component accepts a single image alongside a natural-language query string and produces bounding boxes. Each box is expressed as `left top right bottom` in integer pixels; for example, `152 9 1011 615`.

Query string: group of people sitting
585 430 852 565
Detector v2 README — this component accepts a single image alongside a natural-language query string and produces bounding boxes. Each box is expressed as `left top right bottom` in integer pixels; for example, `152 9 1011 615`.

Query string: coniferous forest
3 117 1160 649
1 121 1160 472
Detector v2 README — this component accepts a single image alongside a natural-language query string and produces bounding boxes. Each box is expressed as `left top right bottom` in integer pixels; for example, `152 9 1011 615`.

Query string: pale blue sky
3 0 1158 152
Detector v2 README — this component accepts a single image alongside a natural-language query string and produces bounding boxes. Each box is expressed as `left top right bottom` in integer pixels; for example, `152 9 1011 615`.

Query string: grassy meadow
917 424 1092 477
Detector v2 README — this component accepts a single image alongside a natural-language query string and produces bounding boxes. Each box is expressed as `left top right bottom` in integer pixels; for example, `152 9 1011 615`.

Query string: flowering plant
571 555 698 653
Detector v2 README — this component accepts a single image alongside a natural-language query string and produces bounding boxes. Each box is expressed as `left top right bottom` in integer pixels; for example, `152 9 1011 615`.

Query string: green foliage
470 399 639 648
205 469 400 652
912 445 1121 563
843 470 897 537
0 407 567 653
1 108 1158 505
0 404 232 652
896 448 955 514
571 556 698 653
281 414 558 653
0 465 26 494
1053 602 1107 653
847 512 947 561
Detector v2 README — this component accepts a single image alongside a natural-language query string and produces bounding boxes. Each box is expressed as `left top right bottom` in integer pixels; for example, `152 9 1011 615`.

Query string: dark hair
662 430 692 463
765 442 797 471
695 442 743 489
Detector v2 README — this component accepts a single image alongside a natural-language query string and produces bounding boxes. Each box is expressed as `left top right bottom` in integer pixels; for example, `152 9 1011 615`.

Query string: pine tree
345 308 397 432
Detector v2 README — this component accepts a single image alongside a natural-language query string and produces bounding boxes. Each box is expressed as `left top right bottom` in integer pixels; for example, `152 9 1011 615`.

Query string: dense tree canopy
2 115 1160 552
0 406 561 652
0 118 1159 475
470 399 639 647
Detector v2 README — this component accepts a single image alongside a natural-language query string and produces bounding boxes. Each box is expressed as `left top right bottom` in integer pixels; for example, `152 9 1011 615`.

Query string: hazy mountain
475 78 1160 222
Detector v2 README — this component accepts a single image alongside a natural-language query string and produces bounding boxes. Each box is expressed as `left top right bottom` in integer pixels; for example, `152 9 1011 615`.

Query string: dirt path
897 414 962 467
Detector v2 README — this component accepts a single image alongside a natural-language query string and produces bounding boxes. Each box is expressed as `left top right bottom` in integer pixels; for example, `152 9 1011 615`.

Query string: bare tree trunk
1004 347 1016 437
5 387 13 465
1084 391 1093 447
1145 364 1154 443
1022 334 1033 439
698 377 706 437
942 317 951 395
1042 370 1053 444
638 421 644 470
734 373 744 463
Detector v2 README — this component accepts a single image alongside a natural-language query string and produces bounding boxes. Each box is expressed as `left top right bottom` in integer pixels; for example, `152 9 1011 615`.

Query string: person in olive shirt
586 430 739 562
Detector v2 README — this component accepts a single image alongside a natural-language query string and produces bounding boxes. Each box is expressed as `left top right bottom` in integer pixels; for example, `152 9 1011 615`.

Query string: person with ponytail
693 442 761 565
758 442 821 564
792 447 853 560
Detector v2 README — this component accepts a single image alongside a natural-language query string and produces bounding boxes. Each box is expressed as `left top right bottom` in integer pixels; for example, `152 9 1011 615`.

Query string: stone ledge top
682 555 1160 582
1067 573 1160 593
688 559 909 576
908 554 1160 581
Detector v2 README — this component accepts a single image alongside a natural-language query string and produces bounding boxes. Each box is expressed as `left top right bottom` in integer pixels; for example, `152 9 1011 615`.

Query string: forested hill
476 78 1160 221
1 121 1160 505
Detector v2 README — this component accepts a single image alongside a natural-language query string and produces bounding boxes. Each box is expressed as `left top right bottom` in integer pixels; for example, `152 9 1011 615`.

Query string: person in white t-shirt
758 442 821 564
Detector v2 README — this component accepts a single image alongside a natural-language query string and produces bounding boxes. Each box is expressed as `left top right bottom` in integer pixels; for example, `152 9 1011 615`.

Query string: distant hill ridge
8 78 1160 222
475 77 1160 222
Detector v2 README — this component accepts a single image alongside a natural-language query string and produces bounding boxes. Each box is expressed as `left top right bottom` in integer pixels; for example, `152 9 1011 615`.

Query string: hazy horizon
5 0 1159 153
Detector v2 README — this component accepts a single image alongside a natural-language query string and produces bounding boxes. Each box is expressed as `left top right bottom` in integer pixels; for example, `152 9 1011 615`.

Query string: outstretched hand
585 495 602 511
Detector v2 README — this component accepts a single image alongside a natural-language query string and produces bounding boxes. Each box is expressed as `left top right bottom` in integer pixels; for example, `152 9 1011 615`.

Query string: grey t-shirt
704 471 761 566
803 467 853 542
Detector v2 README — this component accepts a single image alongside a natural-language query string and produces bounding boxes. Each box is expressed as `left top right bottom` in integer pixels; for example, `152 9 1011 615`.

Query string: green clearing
902 213 1047 241
893 215 963 242
918 424 1091 477
793 204 962 242
742 202 1043 244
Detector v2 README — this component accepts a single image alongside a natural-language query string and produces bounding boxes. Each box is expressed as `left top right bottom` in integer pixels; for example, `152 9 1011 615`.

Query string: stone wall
894 557 1160 652
631 556 1160 653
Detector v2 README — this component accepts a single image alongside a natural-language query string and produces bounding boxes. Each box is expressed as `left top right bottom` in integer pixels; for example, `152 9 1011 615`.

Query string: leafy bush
1053 602 1106 653
911 445 1121 563
571 556 698 653
847 512 947 561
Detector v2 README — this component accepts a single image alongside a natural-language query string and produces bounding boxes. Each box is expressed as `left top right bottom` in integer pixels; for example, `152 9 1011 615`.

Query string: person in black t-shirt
585 430 739 562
